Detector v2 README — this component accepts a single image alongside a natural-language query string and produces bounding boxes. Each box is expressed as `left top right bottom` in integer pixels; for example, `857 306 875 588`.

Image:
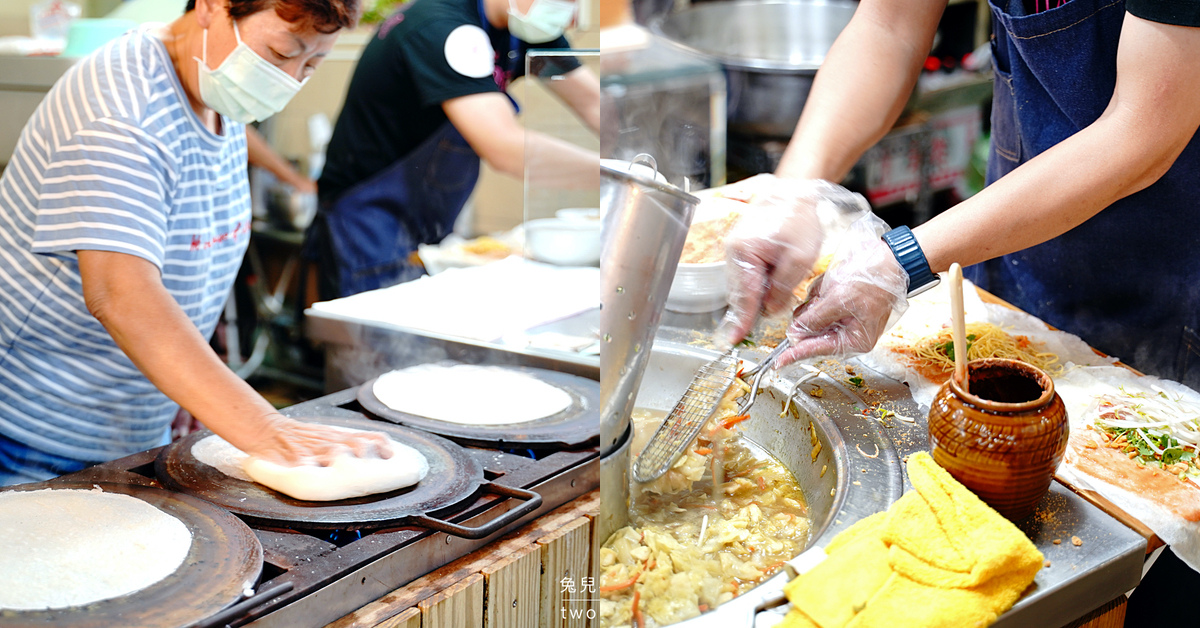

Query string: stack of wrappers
780 452 1043 628
856 279 1200 572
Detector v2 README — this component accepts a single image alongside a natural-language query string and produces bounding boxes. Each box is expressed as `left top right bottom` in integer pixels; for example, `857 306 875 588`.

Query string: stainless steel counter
305 306 600 390
665 326 1146 628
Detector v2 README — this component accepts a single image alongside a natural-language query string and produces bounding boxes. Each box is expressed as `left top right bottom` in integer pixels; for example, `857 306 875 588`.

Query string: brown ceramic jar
928 358 1069 521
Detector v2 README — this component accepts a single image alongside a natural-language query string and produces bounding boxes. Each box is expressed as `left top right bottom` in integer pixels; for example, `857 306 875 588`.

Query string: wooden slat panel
1063 595 1126 628
325 492 599 628
376 607 420 628
419 573 483 628
538 517 592 628
482 543 541 628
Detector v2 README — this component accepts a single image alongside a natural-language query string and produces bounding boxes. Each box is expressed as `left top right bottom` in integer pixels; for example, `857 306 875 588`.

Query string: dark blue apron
964 0 1200 387
310 122 480 297
305 0 521 298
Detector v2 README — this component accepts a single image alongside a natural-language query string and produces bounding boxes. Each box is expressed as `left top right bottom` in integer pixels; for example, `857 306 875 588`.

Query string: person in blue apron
306 0 600 299
718 0 1200 388
714 0 1200 610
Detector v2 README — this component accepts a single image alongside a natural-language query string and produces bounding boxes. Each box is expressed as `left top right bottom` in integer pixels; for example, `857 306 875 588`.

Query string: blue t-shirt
0 29 250 462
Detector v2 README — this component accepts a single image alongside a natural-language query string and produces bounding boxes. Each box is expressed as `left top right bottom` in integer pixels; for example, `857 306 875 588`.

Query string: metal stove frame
58 387 599 628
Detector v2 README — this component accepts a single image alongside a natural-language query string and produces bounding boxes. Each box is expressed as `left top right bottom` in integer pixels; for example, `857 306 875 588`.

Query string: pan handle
411 483 543 540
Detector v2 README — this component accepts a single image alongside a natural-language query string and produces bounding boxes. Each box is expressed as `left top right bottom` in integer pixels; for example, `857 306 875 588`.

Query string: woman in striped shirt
0 0 394 485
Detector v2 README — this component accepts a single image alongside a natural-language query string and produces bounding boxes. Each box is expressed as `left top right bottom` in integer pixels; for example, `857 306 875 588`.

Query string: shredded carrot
599 567 642 592
695 447 713 456
632 590 643 628
757 475 767 490
698 603 709 612
721 414 751 429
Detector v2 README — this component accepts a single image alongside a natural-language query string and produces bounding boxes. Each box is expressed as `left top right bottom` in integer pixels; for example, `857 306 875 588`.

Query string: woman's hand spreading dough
242 414 395 466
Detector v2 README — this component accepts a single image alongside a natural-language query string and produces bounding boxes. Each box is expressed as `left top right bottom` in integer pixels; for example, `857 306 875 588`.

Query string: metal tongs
632 339 790 483
734 339 790 416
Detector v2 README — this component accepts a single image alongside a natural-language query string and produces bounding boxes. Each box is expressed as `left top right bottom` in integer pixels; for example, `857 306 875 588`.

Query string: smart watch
882 226 940 297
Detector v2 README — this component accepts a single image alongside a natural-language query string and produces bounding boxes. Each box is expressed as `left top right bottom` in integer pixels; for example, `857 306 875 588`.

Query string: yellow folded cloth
779 452 1043 628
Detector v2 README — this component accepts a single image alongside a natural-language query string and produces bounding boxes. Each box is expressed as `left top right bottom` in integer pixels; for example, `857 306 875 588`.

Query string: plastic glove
714 175 870 347
775 212 910 368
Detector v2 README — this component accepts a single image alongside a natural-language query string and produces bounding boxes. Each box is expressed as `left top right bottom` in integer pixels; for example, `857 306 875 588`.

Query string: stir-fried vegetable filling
599 397 811 627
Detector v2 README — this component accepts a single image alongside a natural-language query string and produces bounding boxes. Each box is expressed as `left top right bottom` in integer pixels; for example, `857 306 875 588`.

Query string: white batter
0 487 192 611
372 364 574 425
191 431 430 502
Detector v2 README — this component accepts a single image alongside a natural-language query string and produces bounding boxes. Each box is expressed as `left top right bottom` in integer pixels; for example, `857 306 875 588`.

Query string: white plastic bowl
555 207 601 224
666 260 728 313
524 218 602 266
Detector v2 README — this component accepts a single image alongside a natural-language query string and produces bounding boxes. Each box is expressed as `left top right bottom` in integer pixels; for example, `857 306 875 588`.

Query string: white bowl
666 260 727 313
555 207 602 224
524 218 601 266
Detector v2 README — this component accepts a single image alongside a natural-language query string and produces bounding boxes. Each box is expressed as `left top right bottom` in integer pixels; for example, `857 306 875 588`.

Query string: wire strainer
632 349 739 483
632 340 791 483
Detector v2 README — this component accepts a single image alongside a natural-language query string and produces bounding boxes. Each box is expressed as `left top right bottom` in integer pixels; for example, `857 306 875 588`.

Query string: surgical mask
194 21 306 123
507 0 574 44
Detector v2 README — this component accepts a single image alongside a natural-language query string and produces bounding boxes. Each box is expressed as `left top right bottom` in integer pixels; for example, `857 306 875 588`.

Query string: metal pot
598 155 699 540
655 0 858 139
632 341 907 625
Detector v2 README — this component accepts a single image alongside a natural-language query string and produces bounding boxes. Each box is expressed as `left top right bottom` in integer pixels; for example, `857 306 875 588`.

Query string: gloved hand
775 212 910 367
712 174 870 347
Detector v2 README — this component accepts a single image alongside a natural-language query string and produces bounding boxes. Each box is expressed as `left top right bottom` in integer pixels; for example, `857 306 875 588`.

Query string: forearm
82 259 278 452
523 130 600 189
445 92 598 189
915 13 1200 274
246 125 311 190
915 113 1182 273
481 128 597 188
776 1 940 181
549 67 602 134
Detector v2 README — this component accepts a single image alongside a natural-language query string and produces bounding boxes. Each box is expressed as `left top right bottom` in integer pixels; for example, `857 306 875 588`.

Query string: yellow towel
780 452 1043 628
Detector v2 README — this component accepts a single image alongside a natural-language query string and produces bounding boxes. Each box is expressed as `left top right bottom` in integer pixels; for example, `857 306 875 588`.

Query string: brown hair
185 0 361 34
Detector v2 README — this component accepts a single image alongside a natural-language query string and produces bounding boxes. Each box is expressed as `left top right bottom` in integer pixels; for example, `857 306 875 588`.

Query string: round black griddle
155 415 541 537
0 481 262 628
356 364 600 449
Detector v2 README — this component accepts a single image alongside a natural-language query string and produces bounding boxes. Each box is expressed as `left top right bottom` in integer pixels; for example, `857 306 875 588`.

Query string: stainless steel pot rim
652 31 824 73
652 0 858 73
601 164 700 204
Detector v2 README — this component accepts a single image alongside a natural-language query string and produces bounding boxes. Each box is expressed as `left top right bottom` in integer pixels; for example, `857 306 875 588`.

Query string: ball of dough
242 438 429 501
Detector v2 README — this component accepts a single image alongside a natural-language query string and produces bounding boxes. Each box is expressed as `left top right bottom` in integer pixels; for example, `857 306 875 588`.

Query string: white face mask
507 0 575 44
194 21 306 123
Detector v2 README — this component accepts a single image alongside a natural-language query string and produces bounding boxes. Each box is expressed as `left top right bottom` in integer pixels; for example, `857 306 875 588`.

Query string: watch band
882 226 940 297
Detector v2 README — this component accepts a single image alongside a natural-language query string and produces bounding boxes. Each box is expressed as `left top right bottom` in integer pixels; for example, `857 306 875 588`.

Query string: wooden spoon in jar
949 263 969 393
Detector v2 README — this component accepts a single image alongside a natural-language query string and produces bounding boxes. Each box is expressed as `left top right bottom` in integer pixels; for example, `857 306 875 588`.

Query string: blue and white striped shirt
0 30 250 463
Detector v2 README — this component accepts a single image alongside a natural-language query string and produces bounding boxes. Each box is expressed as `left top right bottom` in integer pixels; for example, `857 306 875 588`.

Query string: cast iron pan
356 364 599 449
155 414 541 537
0 481 262 628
